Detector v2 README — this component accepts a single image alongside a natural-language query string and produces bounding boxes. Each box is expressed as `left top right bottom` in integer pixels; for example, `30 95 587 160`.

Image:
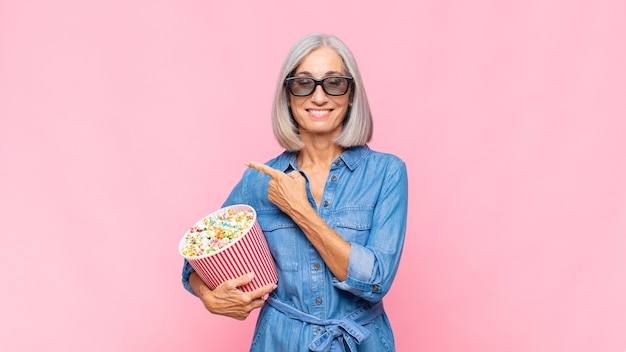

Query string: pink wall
1 0 625 351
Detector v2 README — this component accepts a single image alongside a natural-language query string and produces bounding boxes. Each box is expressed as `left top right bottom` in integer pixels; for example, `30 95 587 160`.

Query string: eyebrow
294 70 346 77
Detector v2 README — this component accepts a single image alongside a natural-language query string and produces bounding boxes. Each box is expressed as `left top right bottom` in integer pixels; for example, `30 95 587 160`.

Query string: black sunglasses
285 76 354 96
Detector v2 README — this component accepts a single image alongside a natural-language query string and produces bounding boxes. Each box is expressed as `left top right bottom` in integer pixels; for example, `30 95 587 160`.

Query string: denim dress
182 145 408 352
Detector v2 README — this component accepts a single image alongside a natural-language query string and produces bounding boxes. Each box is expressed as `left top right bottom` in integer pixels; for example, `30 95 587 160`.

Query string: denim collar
276 145 371 173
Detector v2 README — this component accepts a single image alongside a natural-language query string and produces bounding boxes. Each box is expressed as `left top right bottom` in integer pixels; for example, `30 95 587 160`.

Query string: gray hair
271 33 373 151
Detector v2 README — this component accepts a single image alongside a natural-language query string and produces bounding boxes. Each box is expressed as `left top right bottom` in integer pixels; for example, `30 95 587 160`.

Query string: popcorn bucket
179 204 278 292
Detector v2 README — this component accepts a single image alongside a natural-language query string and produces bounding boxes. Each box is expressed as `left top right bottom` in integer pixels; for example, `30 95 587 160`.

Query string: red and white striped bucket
179 204 278 292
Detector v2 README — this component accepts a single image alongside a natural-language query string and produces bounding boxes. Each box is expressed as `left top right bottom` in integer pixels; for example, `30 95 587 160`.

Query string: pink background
1 0 625 351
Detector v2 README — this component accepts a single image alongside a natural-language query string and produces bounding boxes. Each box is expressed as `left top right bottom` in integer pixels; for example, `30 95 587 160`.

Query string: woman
182 32 408 352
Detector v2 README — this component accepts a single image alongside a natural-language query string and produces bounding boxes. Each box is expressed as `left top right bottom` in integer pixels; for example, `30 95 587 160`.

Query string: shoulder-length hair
272 33 373 151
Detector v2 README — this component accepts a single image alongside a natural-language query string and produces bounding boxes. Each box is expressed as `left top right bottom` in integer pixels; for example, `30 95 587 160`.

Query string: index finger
246 161 283 178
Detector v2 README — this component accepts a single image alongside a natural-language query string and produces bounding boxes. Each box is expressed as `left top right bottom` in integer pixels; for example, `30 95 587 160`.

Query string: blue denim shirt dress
182 145 408 351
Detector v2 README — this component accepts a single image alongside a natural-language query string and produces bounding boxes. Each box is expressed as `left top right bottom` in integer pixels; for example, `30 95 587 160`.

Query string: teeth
309 110 330 116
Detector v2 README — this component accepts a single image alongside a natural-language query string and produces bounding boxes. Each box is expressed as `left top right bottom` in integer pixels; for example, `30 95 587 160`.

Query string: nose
310 84 328 105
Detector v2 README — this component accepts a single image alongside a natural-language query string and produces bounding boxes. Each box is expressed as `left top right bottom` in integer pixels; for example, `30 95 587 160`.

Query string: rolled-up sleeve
332 243 377 294
181 259 196 296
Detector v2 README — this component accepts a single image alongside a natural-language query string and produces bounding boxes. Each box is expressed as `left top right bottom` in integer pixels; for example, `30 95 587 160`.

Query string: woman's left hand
246 161 309 215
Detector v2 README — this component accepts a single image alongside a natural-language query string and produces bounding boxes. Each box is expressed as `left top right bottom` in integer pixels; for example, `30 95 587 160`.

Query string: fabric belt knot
267 295 384 352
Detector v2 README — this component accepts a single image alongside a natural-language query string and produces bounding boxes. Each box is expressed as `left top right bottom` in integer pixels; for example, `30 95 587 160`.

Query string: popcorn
180 209 255 257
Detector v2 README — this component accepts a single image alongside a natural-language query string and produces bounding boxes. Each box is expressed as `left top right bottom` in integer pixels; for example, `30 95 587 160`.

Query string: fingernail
262 293 269 301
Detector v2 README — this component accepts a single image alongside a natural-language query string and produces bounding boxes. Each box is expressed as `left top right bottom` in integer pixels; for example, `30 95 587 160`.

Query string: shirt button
315 328 321 334
313 263 320 270
372 285 379 291
315 297 322 305
334 159 340 166
322 200 329 207
330 175 337 182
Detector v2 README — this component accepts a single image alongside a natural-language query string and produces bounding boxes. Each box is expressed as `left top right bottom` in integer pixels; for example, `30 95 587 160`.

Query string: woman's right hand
189 272 277 321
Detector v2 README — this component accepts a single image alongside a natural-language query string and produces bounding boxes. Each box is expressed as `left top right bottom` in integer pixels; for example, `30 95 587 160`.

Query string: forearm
188 272 211 297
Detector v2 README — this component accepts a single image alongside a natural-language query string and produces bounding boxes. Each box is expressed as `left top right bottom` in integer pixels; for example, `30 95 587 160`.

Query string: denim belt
266 295 384 352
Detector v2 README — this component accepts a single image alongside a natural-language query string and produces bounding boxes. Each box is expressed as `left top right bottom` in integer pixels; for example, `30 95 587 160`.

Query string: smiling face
288 46 352 141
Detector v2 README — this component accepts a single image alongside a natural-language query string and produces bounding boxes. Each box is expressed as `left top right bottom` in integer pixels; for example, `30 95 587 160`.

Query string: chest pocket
334 207 373 246
257 211 299 272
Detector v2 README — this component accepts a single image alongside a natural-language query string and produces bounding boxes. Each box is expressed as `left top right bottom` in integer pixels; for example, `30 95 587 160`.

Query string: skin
190 46 352 320
188 271 276 321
